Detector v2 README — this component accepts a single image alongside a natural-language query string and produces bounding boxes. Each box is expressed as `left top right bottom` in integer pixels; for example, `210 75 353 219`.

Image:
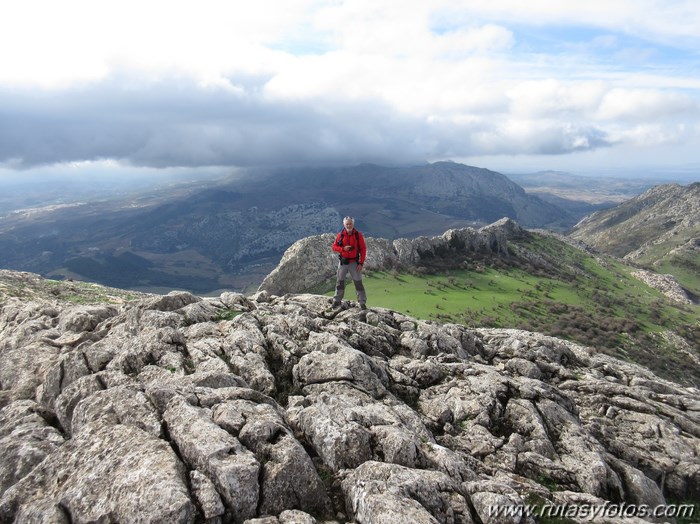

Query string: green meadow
327 234 700 386
633 224 700 298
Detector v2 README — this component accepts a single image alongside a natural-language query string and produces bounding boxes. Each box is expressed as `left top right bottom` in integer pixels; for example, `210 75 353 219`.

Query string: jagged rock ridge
258 218 523 296
258 217 695 306
0 271 698 523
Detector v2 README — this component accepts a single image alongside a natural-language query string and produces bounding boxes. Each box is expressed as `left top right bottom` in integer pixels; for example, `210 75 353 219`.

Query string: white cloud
0 0 315 87
595 88 699 121
508 80 608 118
432 25 515 57
434 0 700 45
620 125 683 146
0 0 699 174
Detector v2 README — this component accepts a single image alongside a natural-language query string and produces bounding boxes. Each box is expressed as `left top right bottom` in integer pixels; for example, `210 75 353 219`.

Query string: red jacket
332 228 366 264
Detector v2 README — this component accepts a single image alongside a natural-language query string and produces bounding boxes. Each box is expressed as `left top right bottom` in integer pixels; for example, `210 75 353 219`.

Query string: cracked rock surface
0 274 699 523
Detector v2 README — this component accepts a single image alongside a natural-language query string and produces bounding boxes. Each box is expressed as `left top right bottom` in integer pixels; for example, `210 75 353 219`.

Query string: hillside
259 220 699 387
570 182 700 298
0 271 698 522
0 162 568 294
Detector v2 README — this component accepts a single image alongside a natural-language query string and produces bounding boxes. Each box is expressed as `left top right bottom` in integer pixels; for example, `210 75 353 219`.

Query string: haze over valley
2 162 693 294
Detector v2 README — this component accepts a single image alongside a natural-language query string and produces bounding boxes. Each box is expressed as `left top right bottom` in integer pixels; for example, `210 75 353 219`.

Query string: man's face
344 220 353 231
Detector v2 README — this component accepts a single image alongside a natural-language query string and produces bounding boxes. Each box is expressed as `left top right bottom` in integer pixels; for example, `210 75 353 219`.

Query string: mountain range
0 162 570 294
570 182 700 299
1 163 697 299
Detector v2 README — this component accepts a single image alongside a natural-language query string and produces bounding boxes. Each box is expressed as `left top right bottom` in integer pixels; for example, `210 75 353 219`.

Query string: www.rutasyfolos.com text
488 500 696 521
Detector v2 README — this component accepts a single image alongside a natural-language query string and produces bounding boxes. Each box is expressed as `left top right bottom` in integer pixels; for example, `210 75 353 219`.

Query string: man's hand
343 245 352 251
357 264 363 272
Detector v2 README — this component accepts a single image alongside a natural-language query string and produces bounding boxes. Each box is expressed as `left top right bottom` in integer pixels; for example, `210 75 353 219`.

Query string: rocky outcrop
1 272 698 523
630 269 693 305
258 218 525 296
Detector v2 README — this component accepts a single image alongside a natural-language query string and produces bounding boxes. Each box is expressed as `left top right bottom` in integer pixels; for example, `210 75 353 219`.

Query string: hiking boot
331 300 341 308
360 304 367 310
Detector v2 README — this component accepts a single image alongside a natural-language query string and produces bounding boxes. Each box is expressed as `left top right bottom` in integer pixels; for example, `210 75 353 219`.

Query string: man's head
343 216 354 232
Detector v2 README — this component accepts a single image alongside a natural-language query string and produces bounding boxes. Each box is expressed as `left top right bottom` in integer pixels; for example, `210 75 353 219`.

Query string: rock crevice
0 279 698 522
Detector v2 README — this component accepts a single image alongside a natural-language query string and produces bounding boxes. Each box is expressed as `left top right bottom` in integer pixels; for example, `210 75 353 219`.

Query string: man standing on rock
331 216 367 310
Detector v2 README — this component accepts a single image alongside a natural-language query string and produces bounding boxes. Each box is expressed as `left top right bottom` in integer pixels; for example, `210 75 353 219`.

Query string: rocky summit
258 218 522 296
0 271 699 523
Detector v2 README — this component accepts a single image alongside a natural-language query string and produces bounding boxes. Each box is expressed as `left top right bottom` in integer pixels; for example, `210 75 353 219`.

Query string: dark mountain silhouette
0 162 568 293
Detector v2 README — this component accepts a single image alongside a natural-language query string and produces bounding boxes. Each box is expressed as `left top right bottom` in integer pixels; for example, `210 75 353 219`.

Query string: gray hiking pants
333 261 366 305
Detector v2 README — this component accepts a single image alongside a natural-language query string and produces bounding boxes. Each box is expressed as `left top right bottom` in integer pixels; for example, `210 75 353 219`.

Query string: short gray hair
343 216 354 225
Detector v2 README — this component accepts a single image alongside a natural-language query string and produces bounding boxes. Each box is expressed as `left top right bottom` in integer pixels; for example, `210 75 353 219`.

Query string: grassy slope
631 224 700 299
0 272 148 305
327 233 700 386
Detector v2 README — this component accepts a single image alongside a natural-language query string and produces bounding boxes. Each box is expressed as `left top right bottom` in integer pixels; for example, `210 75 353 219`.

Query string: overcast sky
1 0 699 178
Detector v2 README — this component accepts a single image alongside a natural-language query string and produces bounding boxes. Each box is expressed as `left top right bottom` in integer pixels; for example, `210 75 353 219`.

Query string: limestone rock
0 271 699 522
258 219 525 295
630 269 693 305
342 461 474 523
0 423 195 523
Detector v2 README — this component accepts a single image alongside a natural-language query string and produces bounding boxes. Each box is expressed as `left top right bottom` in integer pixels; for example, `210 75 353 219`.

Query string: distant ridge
570 182 700 296
0 162 568 293
258 217 525 296
264 161 568 230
